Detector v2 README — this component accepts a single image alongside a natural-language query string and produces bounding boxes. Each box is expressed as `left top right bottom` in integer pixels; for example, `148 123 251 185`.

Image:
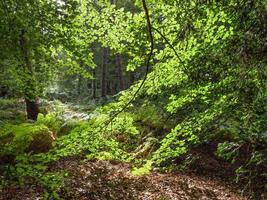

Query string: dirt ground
0 157 246 200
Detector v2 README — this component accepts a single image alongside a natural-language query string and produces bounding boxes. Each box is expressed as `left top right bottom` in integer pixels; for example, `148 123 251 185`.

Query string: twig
103 0 154 128
152 26 187 71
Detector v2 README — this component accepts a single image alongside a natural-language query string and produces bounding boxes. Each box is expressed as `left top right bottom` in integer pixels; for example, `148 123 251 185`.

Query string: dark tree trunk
89 44 97 99
110 0 124 92
116 55 125 91
25 98 40 120
77 75 82 96
0 87 8 98
130 71 135 85
111 83 116 95
107 81 116 95
101 48 108 97
91 69 97 98
107 81 111 95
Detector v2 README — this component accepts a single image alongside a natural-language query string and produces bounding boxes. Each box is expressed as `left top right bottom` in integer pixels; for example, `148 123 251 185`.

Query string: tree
101 48 108 97
113 1 267 196
0 0 59 119
0 0 93 119
115 54 125 91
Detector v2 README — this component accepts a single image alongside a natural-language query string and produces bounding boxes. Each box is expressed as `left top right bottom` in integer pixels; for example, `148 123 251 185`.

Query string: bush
0 98 24 110
57 120 87 137
36 113 63 134
133 103 166 128
0 99 26 123
0 123 54 163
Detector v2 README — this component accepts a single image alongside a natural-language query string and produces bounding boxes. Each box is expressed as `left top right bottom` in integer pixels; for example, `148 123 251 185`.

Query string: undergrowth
0 97 266 199
0 102 139 199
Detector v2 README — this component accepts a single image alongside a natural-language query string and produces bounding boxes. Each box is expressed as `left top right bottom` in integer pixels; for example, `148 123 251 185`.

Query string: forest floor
1 156 246 200
0 99 251 200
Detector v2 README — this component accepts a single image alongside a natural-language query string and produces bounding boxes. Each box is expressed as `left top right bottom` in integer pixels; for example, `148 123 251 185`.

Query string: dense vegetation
0 0 266 199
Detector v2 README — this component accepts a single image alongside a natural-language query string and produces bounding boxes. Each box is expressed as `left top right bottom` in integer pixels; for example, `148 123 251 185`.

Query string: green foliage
57 120 86 137
0 98 26 123
0 110 26 123
133 103 167 128
0 0 95 101
40 172 66 200
37 113 63 133
94 1 267 197
46 112 135 162
1 0 267 198
0 123 52 157
109 113 139 136
216 142 240 162
6 161 65 200
0 110 137 198
131 160 152 176
0 98 23 110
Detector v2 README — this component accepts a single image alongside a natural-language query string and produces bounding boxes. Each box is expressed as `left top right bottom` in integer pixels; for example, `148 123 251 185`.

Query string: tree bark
91 69 97 98
25 98 40 121
115 54 125 91
77 75 82 96
107 81 111 95
101 48 108 97
129 71 135 85
0 87 8 98
20 30 40 120
110 0 124 92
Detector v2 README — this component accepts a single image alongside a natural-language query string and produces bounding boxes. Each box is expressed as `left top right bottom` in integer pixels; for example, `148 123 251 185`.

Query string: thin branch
152 26 187 71
104 0 154 127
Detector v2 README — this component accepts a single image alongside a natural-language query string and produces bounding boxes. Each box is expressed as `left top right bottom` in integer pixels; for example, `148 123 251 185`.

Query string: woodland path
1 157 245 200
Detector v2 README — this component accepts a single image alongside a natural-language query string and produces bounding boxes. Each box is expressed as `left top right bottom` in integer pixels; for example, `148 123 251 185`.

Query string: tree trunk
20 30 33 73
0 87 8 98
101 48 108 97
130 71 135 85
107 81 111 95
110 0 124 92
77 75 82 96
25 98 40 121
20 30 40 120
91 69 97 98
115 54 125 91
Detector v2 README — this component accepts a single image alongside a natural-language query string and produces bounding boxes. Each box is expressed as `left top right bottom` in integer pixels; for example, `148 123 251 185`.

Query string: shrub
36 113 63 134
57 120 87 137
0 123 54 161
0 98 24 110
0 99 26 123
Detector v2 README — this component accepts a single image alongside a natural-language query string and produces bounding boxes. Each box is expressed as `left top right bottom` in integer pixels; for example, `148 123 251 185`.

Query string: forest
0 0 266 199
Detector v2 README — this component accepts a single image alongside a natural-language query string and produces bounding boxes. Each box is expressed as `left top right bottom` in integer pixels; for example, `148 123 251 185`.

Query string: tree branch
152 26 187 71
104 0 154 127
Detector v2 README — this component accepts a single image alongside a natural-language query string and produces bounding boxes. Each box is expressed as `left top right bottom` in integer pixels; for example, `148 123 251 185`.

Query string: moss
0 123 54 162
27 128 54 153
